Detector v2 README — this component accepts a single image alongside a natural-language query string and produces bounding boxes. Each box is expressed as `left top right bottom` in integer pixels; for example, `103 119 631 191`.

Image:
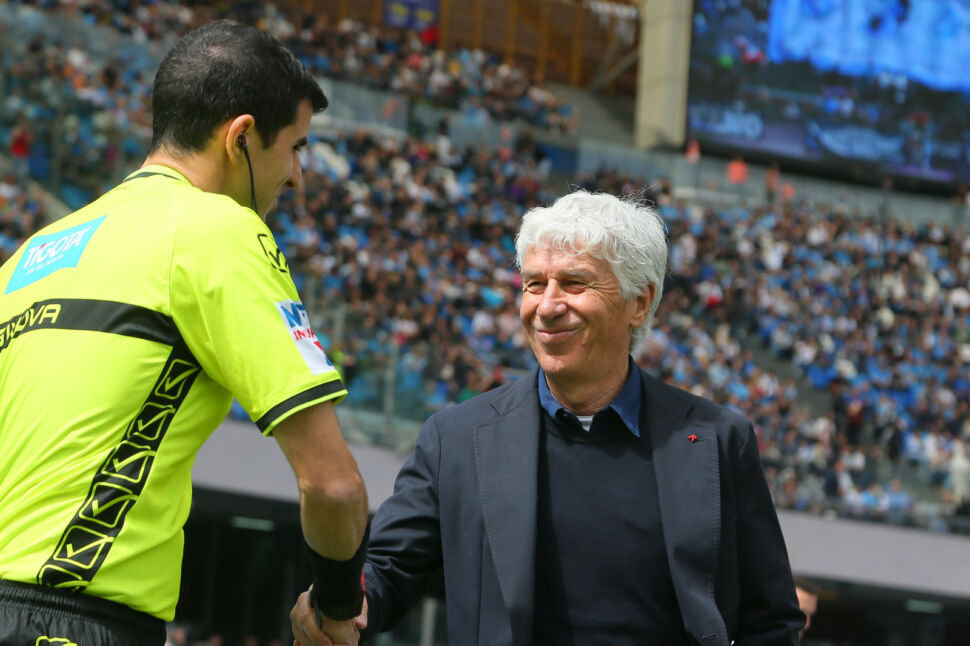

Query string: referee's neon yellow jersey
0 166 347 620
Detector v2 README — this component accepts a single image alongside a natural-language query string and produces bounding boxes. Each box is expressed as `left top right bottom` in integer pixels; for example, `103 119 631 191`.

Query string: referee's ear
225 114 256 163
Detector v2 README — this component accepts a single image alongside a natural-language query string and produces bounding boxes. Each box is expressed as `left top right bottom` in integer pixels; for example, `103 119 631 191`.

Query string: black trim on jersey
37 342 201 591
0 299 179 355
256 381 347 432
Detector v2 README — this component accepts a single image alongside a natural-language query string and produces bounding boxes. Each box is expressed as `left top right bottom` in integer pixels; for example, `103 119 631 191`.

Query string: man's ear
631 283 657 329
225 114 255 162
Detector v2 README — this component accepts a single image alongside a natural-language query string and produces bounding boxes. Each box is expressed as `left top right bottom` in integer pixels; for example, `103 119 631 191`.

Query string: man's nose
287 156 303 189
536 281 567 318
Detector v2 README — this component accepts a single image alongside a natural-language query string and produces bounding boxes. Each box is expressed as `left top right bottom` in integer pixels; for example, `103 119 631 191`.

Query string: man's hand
291 586 368 646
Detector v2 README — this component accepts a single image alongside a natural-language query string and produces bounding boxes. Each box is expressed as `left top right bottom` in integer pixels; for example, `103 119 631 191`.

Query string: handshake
292 523 370 646
290 584 368 646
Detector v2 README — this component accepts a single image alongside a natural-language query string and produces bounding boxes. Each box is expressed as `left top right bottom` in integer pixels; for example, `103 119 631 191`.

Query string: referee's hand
291 585 367 646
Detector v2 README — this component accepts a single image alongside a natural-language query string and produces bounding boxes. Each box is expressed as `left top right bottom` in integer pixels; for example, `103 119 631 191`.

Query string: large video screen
686 0 970 187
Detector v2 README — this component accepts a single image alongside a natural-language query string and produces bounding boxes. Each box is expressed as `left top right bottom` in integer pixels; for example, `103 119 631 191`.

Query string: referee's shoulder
172 187 266 238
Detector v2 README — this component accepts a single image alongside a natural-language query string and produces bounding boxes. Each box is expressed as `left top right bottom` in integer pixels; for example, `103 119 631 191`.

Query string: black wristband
307 521 370 622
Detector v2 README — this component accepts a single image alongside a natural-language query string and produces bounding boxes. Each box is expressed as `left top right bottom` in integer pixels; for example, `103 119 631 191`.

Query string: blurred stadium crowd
0 0 575 210
2 0 969 538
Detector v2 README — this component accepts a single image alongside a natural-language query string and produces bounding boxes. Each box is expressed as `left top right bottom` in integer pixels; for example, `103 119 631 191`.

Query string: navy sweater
533 406 690 645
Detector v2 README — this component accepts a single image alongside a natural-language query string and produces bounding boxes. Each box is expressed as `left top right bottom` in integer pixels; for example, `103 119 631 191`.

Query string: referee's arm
274 401 368 559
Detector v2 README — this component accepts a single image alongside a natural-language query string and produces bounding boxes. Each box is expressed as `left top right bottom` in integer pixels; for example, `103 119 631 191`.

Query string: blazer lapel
644 373 728 644
474 372 540 646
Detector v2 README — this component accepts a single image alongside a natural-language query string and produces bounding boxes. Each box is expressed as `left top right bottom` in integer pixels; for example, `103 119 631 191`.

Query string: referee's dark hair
149 20 328 153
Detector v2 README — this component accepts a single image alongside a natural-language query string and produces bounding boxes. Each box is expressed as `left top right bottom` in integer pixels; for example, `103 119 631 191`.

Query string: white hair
515 190 668 345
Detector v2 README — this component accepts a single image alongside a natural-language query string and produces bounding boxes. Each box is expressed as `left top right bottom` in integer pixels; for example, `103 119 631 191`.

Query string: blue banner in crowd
384 0 438 31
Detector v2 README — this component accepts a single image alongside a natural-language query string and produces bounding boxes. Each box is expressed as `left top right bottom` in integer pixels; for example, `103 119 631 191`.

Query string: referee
0 21 368 646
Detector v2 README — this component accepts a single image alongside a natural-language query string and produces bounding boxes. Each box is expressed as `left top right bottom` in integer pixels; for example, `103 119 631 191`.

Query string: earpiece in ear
238 133 257 212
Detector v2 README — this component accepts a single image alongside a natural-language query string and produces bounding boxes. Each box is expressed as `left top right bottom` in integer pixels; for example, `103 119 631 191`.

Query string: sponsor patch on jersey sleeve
5 216 107 294
275 300 335 375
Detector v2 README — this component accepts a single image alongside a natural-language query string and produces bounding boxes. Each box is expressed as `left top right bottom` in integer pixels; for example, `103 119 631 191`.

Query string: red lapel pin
688 434 698 443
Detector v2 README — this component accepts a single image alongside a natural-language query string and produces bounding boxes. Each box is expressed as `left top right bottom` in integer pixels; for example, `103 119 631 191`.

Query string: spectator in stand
764 163 779 203
726 155 749 197
885 478 914 525
9 117 31 183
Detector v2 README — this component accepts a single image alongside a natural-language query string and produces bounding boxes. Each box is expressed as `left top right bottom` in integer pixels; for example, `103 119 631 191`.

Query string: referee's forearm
300 470 368 559
275 402 369 559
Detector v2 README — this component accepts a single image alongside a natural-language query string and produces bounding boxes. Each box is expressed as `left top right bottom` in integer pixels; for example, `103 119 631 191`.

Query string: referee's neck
142 140 233 203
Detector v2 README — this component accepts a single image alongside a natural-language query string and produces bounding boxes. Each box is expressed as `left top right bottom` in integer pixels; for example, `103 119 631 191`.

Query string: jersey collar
123 165 192 186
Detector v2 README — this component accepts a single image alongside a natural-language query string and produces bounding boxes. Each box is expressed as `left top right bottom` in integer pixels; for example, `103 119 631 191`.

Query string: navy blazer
362 367 804 646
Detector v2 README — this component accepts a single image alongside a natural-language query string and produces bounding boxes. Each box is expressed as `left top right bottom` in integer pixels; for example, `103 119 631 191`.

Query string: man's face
519 245 652 386
250 98 312 218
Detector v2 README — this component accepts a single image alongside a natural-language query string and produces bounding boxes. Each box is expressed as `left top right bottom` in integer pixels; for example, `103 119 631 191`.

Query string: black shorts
0 579 165 646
